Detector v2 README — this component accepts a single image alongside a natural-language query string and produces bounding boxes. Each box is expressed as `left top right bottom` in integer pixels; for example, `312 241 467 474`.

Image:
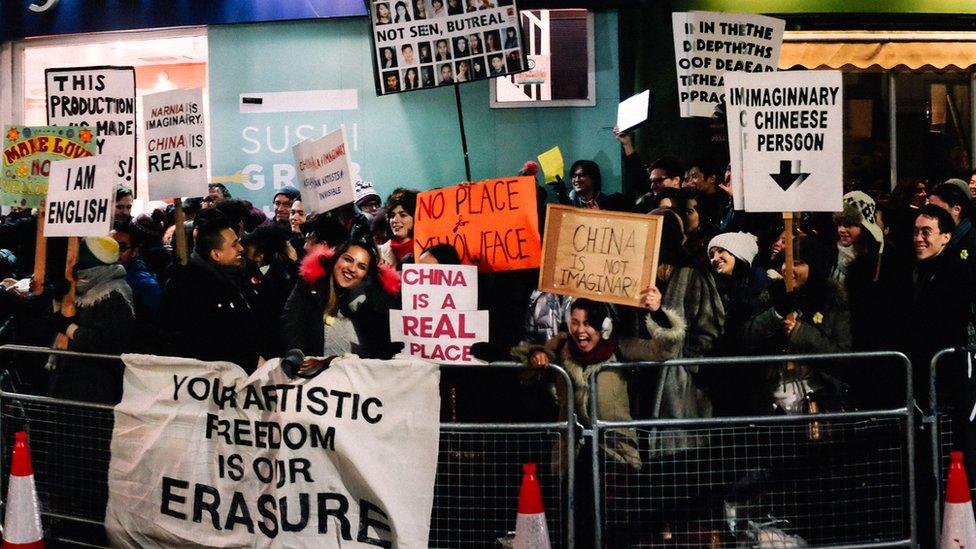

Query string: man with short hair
272 187 301 227
111 220 162 317
685 158 731 231
203 183 232 208
927 180 976 264
114 185 134 223
159 214 261 372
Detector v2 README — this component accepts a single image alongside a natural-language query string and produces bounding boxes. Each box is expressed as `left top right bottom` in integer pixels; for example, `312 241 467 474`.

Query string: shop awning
780 31 976 71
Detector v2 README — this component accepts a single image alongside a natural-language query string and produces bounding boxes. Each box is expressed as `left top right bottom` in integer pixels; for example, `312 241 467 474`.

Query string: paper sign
414 176 541 272
671 11 785 118
617 90 652 132
143 88 208 200
537 146 564 184
725 70 843 212
45 66 137 188
400 264 479 311
105 354 440 548
368 0 526 95
44 156 117 237
538 204 663 307
291 126 355 214
2 125 98 208
390 310 489 364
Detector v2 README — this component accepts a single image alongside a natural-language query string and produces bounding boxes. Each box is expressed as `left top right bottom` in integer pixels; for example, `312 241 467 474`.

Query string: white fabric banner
106 354 441 548
143 88 209 200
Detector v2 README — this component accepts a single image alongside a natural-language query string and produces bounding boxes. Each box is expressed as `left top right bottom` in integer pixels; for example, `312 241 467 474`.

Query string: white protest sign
143 88 208 200
46 66 137 188
671 11 785 118
105 354 440 548
44 156 117 237
725 70 843 212
617 90 651 132
390 309 489 365
292 127 355 215
400 264 478 311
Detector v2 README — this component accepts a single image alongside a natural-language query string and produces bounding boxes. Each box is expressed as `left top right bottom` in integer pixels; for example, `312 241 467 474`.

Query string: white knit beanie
707 232 759 267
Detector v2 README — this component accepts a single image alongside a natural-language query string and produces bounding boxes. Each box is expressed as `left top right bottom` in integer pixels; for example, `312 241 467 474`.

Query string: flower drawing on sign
79 129 93 143
15 164 28 177
6 127 19 141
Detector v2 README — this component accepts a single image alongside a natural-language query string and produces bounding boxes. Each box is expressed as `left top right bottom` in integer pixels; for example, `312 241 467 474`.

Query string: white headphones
565 298 614 339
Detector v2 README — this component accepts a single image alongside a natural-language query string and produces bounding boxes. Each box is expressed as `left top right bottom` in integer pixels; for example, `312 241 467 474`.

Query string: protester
111 220 162 317
242 225 296 360
551 159 630 211
203 183 232 208
927 180 976 264
114 185 134 223
281 239 400 358
49 236 134 404
272 187 301 227
379 188 419 268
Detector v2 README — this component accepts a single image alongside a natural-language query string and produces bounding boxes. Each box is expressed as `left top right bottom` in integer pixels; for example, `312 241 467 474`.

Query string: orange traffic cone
942 450 976 549
2 432 43 548
513 462 551 549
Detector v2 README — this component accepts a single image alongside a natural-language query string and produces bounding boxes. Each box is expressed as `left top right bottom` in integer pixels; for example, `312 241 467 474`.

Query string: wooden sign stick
782 212 795 292
32 202 47 296
53 236 79 351
174 199 188 266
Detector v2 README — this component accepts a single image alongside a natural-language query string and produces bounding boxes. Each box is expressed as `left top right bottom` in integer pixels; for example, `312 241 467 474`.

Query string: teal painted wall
673 0 976 14
208 13 620 210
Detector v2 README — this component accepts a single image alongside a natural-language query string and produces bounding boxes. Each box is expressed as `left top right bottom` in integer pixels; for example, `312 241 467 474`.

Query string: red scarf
389 238 414 261
568 334 617 366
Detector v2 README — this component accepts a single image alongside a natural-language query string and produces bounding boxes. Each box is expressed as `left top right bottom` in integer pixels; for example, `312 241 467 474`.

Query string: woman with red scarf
378 188 418 269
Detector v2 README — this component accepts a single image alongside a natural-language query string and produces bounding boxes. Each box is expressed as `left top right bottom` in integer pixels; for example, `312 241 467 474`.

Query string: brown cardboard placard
538 204 663 307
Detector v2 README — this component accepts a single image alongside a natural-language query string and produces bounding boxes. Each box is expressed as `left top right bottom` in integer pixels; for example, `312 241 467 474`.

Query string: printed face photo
383 70 400 92
418 41 432 63
468 33 483 54
394 1 411 23
413 0 427 19
453 36 469 58
381 47 398 68
455 60 470 81
375 2 391 24
471 56 486 78
402 67 421 89
480 0 494 8
446 0 463 14
431 0 445 15
438 63 455 85
506 50 521 72
504 26 518 48
488 53 504 74
435 39 452 61
484 30 501 52
420 65 435 86
400 43 416 65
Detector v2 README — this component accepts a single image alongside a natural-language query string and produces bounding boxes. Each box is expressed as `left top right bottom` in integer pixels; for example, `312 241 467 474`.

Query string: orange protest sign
414 177 541 272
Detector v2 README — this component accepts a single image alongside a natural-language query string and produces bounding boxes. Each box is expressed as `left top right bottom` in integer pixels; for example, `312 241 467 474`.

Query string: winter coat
49 265 134 404
159 254 261 374
661 265 725 360
124 257 161 316
245 260 296 360
280 247 400 359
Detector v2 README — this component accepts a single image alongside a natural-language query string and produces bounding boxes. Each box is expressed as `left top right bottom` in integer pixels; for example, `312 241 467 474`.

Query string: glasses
913 227 941 238
648 177 666 185
571 172 588 180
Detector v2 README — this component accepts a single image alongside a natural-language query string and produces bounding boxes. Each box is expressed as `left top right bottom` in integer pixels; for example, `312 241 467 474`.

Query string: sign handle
32 202 47 296
782 212 794 293
453 83 472 182
173 200 189 266
52 236 79 353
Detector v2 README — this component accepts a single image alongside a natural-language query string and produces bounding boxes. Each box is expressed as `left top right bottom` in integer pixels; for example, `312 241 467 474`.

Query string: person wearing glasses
614 125 683 213
547 159 631 212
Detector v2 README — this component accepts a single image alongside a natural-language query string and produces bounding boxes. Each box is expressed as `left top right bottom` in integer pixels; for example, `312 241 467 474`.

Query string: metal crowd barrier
0 345 577 548
588 351 916 548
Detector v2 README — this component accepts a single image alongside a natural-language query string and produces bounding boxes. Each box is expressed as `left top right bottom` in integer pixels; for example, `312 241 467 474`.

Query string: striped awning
780 31 976 71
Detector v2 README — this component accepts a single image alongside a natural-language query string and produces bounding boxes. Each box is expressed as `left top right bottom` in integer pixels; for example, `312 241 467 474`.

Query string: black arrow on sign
769 160 809 192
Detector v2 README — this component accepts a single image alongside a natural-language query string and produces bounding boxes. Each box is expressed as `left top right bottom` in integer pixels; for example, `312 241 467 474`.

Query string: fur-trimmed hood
299 244 401 295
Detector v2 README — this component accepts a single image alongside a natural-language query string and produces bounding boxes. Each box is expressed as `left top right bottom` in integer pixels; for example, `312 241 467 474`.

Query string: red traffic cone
513 462 551 549
2 432 43 548
942 450 976 549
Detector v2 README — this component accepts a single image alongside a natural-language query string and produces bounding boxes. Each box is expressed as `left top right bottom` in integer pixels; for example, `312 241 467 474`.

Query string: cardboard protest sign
617 90 652 132
537 146 564 184
44 156 117 237
671 11 785 118
414 176 541 272
106 354 440 548
143 88 208 200
368 0 526 95
391 264 487 364
538 204 663 307
45 66 137 188
725 70 843 212
291 127 355 215
2 125 97 208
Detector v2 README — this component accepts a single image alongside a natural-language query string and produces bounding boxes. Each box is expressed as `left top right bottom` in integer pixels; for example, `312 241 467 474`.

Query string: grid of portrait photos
370 0 527 95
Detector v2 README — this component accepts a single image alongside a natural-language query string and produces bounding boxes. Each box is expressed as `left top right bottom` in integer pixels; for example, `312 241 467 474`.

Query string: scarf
568 334 617 366
389 238 414 261
74 264 134 313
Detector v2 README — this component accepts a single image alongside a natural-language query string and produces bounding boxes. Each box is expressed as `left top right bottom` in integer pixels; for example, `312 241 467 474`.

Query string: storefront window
842 73 891 196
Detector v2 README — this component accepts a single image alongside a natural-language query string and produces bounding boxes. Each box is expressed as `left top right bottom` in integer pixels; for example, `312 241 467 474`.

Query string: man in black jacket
160 214 261 373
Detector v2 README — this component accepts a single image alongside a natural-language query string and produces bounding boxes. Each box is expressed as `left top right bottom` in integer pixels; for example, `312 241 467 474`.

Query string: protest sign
391 264 487 365
45 66 137 189
143 88 208 200
537 146 563 184
368 0 526 95
44 156 116 237
2 125 97 208
725 70 843 212
292 127 355 215
413 176 541 272
617 90 652 132
538 204 663 307
106 354 440 548
671 11 784 118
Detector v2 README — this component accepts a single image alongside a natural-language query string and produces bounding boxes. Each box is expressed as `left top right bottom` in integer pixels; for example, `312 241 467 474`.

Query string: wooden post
782 212 795 292
32 202 47 296
174 199 188 265
52 237 79 351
